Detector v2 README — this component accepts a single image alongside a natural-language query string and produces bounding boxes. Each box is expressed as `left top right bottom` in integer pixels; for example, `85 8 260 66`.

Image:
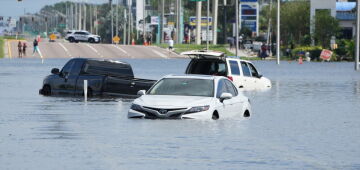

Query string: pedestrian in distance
17 41 22 58
260 43 268 60
22 42 27 57
168 38 174 51
32 39 39 56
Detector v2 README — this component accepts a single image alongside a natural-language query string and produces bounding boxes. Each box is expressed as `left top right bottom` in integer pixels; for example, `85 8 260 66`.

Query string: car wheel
88 38 95 43
69 37 75 43
212 111 219 120
42 85 51 96
243 110 250 117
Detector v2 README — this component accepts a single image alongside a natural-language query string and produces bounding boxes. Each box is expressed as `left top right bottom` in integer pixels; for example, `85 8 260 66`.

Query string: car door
215 79 237 119
247 62 262 89
51 60 75 95
240 61 253 89
226 59 245 89
223 79 241 117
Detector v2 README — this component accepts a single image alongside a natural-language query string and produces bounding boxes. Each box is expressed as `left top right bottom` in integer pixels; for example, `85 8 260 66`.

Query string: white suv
65 30 101 43
182 50 271 91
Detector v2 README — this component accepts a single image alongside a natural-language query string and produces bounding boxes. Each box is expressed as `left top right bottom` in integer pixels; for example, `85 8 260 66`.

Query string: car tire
243 110 250 117
42 85 51 96
88 38 95 43
69 37 75 43
212 111 219 120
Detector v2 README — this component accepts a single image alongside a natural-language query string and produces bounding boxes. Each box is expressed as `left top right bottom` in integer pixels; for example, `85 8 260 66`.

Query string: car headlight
130 104 143 112
184 105 210 114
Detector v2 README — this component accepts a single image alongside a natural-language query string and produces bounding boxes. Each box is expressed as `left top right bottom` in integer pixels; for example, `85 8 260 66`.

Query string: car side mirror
137 90 146 96
257 74 263 78
51 68 60 75
220 93 232 103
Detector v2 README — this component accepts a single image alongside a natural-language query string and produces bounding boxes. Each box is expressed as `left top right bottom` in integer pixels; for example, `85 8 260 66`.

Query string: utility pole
111 0 114 43
90 4 93 33
176 0 180 44
116 0 119 37
79 1 82 30
95 5 98 35
83 2 86 30
195 1 202 45
276 0 280 65
124 9 127 45
143 0 146 44
235 0 239 57
161 0 165 44
206 0 209 50
128 0 132 45
355 0 359 71
212 0 218 45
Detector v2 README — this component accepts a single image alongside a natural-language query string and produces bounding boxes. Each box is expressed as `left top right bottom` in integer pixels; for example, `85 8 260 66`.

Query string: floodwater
0 58 360 170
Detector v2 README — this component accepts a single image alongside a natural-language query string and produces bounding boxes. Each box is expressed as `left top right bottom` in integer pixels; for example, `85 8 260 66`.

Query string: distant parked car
128 75 252 120
65 30 101 43
181 50 271 91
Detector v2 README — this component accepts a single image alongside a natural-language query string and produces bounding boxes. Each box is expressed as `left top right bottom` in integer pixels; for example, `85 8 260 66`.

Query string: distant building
311 0 356 39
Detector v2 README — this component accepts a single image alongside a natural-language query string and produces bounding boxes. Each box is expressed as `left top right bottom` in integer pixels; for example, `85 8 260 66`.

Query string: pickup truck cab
182 50 271 91
39 58 156 98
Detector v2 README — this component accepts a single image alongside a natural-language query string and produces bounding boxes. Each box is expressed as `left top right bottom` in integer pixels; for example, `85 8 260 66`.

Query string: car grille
142 106 187 119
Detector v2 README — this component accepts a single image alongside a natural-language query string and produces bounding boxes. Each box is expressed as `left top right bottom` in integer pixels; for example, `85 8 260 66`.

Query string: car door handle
130 82 136 86
239 85 244 88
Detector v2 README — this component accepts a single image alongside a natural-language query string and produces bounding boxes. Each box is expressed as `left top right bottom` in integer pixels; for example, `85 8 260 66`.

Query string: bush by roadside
0 37 4 58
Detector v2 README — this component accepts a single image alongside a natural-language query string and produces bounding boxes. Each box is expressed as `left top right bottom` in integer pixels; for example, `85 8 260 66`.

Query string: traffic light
45 17 48 22
32 17 34 22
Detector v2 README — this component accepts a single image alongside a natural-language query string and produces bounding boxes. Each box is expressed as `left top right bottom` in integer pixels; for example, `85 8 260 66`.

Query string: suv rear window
187 60 227 76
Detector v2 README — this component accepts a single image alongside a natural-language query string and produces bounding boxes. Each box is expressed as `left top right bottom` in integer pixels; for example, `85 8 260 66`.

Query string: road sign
49 33 57 41
113 36 120 44
320 49 333 61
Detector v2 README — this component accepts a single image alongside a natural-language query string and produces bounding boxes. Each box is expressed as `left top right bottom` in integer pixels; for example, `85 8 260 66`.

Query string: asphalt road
7 39 184 59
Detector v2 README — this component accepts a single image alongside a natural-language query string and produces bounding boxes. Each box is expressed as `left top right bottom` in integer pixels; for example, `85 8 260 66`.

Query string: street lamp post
235 0 239 57
206 0 209 50
276 0 280 65
356 0 360 71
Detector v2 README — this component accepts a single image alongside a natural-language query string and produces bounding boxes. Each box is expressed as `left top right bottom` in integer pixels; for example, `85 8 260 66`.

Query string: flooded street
0 58 360 169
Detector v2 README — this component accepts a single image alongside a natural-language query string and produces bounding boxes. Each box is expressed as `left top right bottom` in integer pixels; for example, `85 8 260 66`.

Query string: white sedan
128 75 252 120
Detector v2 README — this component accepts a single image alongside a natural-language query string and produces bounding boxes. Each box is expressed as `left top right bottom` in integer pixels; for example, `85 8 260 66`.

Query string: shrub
0 37 4 58
292 46 323 61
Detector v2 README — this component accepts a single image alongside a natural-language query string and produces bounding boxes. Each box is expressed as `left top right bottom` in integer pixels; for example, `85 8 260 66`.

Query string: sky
0 0 109 19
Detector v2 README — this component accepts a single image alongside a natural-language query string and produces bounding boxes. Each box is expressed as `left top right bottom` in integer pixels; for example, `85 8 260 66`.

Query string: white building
310 0 337 35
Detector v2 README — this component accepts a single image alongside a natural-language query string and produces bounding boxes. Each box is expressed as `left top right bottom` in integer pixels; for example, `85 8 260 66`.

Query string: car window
216 79 227 98
70 60 84 76
229 60 240 75
61 60 75 76
248 63 259 78
187 60 227 76
241 61 251 77
224 79 238 96
75 32 82 34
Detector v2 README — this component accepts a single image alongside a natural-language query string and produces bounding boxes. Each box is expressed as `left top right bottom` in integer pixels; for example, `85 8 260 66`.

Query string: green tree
313 10 340 48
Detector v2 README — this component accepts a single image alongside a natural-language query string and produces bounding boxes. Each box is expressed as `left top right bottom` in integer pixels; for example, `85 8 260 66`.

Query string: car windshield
148 78 214 97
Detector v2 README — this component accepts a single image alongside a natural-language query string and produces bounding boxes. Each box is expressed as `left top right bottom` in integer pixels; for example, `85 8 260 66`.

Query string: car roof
180 50 252 63
163 74 225 80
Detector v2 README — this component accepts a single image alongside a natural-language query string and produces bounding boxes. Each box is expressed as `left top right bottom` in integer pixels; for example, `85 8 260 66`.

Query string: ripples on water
0 58 359 170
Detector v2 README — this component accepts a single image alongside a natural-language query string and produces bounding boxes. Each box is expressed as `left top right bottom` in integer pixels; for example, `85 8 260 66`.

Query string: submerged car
128 75 252 120
181 50 271 91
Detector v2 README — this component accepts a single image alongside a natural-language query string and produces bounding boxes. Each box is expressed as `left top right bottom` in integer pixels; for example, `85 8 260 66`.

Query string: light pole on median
356 0 359 71
235 0 239 57
276 0 280 65
206 0 209 50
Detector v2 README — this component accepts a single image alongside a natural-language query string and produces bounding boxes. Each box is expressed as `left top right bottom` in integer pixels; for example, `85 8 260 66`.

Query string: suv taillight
227 76 233 81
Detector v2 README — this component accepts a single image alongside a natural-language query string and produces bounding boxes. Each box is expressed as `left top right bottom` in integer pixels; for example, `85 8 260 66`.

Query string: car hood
134 95 215 108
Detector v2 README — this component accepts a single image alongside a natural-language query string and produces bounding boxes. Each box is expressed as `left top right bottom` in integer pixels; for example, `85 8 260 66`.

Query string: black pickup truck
39 58 156 98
